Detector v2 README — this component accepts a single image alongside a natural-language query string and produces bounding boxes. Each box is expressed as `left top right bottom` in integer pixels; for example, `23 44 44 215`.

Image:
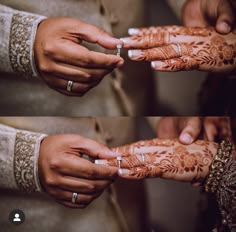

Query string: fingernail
128 50 142 58
180 133 193 144
95 159 103 165
128 28 139 35
118 168 129 176
219 22 231 33
151 61 162 69
151 62 157 68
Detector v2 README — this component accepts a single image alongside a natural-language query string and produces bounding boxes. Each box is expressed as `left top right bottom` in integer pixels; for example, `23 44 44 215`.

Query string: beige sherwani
0 118 149 232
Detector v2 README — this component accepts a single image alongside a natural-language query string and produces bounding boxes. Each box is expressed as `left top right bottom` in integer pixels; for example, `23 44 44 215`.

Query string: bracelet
204 140 233 193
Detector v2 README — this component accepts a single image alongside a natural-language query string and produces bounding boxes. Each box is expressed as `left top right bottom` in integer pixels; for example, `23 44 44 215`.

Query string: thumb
216 1 235 34
77 20 123 50
78 136 120 159
179 118 202 145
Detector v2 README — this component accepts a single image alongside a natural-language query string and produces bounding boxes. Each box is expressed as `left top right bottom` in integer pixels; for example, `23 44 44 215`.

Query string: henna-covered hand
95 138 218 183
122 26 236 73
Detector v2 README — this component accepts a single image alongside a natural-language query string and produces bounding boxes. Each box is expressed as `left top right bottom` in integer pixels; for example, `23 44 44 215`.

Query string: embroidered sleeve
0 4 46 77
216 149 236 231
0 124 47 193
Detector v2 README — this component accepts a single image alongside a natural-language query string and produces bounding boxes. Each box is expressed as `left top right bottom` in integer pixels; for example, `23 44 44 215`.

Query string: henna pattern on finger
112 138 174 155
131 44 193 61
113 139 218 181
153 56 199 71
128 165 162 179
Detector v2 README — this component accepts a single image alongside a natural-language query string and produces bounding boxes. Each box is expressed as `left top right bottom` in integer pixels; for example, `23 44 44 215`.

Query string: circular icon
9 209 25 225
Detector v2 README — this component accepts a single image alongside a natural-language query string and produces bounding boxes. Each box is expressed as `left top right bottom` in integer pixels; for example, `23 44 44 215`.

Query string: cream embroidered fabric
0 4 45 77
0 124 46 192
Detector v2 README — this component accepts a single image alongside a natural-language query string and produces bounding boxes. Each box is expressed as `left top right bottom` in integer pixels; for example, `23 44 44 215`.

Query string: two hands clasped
38 117 231 208
34 0 236 96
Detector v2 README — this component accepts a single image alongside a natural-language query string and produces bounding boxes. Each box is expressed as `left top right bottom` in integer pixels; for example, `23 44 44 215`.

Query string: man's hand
38 134 118 208
157 117 231 144
182 0 236 34
34 18 124 96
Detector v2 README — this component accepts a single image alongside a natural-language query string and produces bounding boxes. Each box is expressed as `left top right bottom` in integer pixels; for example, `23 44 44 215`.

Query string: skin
95 138 218 182
157 117 232 144
182 0 236 34
34 18 124 96
122 26 236 73
38 134 119 208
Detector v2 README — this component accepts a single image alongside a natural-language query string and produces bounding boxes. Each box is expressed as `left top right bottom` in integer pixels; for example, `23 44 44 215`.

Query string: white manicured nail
128 28 139 35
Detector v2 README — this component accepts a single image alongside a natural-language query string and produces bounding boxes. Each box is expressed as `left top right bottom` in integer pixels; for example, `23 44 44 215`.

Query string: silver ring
176 44 182 57
140 153 145 166
117 156 122 169
72 192 78 204
67 80 73 92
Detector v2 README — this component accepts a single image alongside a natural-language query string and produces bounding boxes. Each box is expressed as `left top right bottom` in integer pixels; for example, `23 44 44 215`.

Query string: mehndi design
123 26 236 73
96 138 218 182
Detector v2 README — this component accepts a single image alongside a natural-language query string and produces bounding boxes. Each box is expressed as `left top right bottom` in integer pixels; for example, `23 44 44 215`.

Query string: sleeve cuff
9 12 46 77
14 130 47 192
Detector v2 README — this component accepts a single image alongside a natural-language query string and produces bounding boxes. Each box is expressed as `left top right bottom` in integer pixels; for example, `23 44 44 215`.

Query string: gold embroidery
14 131 42 192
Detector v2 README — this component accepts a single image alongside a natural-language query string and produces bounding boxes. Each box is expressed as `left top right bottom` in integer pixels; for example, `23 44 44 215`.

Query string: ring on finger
176 44 182 57
67 80 73 92
71 192 78 204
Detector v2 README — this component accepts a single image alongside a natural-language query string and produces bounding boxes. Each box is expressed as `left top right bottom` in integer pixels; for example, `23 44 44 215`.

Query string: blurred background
148 0 207 115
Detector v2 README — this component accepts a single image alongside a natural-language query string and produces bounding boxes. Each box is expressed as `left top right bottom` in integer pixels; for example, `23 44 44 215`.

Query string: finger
203 118 218 141
157 117 179 139
151 56 199 72
58 156 118 180
73 20 123 50
46 63 110 83
58 176 113 194
218 117 232 140
118 165 162 179
128 44 192 61
122 26 212 49
43 76 93 94
50 188 101 203
59 201 87 209
76 135 120 159
179 117 202 144
95 153 157 169
216 1 235 34
50 41 124 69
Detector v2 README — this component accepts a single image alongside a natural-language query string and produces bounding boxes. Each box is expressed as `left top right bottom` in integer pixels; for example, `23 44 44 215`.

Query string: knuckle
49 159 60 170
45 177 56 187
39 62 52 73
43 43 56 56
87 184 96 192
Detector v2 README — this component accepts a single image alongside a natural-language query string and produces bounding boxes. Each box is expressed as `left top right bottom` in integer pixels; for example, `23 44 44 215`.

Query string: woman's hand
34 18 124 96
38 134 118 208
122 26 236 73
95 138 218 182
